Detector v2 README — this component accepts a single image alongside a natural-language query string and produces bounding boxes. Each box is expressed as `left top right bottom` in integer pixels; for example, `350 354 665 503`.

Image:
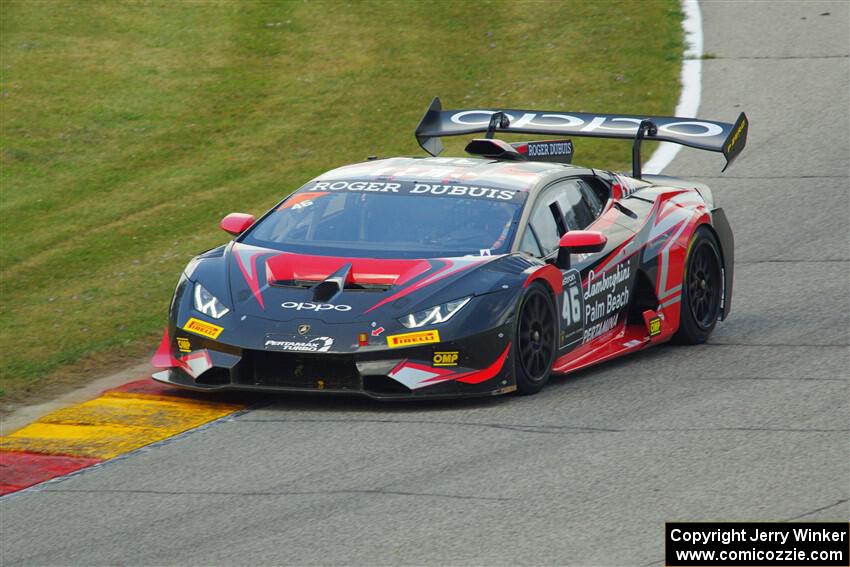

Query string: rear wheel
514 283 557 395
675 227 723 344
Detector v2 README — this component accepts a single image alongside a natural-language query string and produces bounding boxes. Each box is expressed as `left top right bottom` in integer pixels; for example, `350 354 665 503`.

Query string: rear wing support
631 120 657 179
414 97 748 176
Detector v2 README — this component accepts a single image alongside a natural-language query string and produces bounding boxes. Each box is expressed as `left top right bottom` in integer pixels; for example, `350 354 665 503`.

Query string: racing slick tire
514 282 558 395
674 226 724 345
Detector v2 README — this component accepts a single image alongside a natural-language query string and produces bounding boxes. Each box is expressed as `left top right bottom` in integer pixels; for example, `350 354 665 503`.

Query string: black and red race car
152 98 748 398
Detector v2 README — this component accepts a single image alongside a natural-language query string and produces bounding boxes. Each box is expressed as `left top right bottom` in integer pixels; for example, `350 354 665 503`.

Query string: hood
219 243 509 324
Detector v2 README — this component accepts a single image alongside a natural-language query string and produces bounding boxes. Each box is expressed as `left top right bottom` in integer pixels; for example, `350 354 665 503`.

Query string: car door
519 176 638 353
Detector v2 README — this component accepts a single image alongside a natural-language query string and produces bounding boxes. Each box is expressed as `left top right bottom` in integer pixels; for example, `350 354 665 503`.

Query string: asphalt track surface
2 3 848 565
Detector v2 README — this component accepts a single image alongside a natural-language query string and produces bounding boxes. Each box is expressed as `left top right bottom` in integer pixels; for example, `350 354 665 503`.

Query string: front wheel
674 227 724 344
514 283 557 395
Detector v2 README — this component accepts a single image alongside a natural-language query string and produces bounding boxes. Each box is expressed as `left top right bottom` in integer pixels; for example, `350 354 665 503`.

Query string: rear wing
414 97 748 177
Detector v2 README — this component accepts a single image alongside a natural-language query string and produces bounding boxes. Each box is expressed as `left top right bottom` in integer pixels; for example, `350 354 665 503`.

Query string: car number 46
559 269 585 347
563 285 581 326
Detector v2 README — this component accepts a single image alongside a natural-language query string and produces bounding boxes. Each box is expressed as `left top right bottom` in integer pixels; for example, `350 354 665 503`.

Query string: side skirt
551 322 666 375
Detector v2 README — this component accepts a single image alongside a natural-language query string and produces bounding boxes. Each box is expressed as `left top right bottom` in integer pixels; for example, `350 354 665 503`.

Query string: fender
523 263 563 294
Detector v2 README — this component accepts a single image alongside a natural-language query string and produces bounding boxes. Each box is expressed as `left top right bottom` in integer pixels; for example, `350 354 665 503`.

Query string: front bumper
152 326 516 400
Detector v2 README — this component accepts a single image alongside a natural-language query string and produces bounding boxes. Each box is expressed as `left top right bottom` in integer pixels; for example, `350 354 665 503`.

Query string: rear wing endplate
415 97 748 175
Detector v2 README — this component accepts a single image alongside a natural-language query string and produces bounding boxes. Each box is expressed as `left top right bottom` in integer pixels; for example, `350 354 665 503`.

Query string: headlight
399 296 470 329
193 282 230 319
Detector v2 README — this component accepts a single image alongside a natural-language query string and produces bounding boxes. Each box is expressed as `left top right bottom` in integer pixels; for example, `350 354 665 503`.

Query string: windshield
242 180 528 258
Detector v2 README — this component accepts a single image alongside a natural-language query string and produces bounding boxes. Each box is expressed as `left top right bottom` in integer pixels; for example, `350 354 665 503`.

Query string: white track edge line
644 0 704 175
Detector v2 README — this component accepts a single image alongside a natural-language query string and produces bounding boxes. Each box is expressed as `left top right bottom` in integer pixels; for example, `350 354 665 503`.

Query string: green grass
0 0 683 404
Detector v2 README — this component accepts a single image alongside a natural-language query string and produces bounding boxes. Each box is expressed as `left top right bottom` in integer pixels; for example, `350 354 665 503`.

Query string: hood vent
270 279 392 292
311 263 351 303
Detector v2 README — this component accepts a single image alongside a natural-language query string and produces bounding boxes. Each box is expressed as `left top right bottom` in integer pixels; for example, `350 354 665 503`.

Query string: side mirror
555 230 607 269
220 213 255 236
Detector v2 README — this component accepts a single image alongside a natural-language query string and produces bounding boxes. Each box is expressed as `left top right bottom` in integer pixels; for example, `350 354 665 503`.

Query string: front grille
240 350 362 391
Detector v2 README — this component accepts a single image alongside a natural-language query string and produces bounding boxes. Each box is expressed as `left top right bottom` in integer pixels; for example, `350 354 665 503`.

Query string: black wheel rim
687 241 722 328
518 292 555 382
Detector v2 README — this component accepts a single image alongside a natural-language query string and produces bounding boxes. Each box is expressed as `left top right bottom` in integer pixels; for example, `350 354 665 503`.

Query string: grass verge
0 0 683 409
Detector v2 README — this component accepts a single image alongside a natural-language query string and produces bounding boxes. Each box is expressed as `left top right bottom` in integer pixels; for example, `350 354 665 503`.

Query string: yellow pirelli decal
183 317 223 339
386 329 440 348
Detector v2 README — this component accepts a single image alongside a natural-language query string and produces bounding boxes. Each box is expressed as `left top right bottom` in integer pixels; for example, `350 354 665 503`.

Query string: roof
312 156 593 192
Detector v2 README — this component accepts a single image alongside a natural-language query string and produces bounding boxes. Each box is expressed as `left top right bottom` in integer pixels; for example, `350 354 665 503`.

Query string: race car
152 97 748 398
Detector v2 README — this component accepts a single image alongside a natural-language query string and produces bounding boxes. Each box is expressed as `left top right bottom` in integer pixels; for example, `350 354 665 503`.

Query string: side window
583 176 610 211
578 178 605 219
528 192 562 255
523 177 608 257
551 178 602 230
519 226 542 257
